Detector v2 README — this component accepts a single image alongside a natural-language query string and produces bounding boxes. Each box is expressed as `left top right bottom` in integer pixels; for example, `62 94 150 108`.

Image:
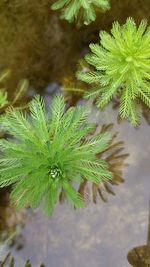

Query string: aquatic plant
77 18 150 126
51 0 110 26
0 78 29 115
0 90 8 109
60 79 128 202
0 70 10 109
0 95 112 215
77 124 128 203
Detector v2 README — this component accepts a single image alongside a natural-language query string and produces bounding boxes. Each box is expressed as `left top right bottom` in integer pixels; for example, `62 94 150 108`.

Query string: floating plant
77 18 150 126
0 95 113 215
51 0 110 26
77 124 128 203
0 0 149 265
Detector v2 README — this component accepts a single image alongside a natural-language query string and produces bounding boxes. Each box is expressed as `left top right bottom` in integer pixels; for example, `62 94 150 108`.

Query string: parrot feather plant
77 18 150 126
77 124 128 203
0 90 8 109
0 70 10 110
51 0 110 26
0 69 29 114
0 94 112 215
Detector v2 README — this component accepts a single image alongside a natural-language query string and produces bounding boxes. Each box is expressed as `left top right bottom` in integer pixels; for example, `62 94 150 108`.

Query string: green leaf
63 180 84 208
0 95 113 215
51 0 110 25
0 89 8 108
77 17 150 125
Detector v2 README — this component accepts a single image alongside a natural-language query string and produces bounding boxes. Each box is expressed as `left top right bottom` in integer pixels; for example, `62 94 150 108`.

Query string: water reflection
0 252 45 267
0 0 150 265
127 204 150 266
0 83 149 266
5 97 148 267
0 188 28 266
78 123 128 203
0 188 26 244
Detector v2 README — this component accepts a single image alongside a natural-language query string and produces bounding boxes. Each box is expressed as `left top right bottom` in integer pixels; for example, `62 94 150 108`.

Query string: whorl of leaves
77 18 150 125
51 0 110 26
0 95 112 215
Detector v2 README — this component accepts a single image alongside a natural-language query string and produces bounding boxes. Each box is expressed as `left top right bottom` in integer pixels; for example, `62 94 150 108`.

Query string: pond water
0 0 150 266
2 93 148 267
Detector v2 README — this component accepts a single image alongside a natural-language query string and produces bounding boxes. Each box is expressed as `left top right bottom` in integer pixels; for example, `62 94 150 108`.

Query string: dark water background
0 0 150 266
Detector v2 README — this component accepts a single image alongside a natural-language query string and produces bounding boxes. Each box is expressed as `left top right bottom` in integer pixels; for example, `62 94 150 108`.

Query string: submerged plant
0 69 29 114
0 70 10 109
0 95 112 215
0 90 8 109
51 0 110 26
77 18 150 125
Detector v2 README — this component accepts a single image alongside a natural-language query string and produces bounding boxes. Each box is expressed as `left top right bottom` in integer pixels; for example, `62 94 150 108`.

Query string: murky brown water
0 0 150 266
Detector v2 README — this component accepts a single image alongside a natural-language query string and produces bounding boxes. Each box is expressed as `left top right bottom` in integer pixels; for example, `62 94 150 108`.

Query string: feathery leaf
77 18 150 125
0 94 113 215
51 0 110 26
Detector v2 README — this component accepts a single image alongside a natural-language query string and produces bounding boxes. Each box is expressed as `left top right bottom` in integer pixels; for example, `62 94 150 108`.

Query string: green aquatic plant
0 80 29 116
51 0 110 26
0 90 8 109
0 70 10 109
77 124 128 204
0 95 112 215
0 68 29 113
77 18 150 125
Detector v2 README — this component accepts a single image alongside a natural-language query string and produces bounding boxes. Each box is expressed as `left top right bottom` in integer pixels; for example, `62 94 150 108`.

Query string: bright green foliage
77 18 150 125
0 90 8 109
51 0 110 26
0 95 112 215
